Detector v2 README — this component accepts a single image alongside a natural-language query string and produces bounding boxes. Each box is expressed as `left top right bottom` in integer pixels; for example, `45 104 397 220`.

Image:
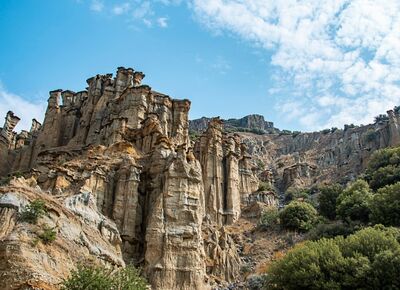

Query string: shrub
364 129 378 143
19 199 47 224
257 181 271 192
370 182 400 226
307 221 355 241
284 187 309 203
365 146 400 182
265 226 400 290
321 128 331 134
258 208 279 229
374 114 389 123
256 159 266 171
279 201 318 232
336 180 372 223
317 184 342 220
38 226 57 244
368 164 400 191
61 264 148 290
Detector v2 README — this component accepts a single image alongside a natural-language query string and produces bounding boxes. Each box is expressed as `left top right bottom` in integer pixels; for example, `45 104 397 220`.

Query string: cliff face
1 67 399 289
190 114 276 134
239 111 400 192
0 68 259 290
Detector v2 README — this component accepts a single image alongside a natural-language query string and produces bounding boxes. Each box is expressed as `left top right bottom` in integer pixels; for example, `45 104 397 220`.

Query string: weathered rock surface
190 114 276 134
0 67 259 289
239 110 400 192
1 66 398 289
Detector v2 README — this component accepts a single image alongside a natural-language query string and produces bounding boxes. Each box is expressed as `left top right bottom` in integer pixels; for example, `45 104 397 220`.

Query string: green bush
257 181 271 192
19 199 47 224
317 184 342 220
284 187 309 203
61 264 148 290
265 226 400 290
364 129 378 143
279 201 318 232
258 208 279 229
38 226 57 244
307 221 356 241
370 182 400 226
256 159 266 171
336 180 372 223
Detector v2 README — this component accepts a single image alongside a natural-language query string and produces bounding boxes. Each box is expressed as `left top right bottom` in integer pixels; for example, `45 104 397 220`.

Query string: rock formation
1 66 398 289
190 114 276 134
0 67 259 289
239 111 400 192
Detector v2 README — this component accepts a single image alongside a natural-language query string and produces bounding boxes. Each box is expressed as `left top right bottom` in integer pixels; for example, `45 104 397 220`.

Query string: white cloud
0 82 46 132
191 0 400 130
157 17 168 28
112 2 131 15
90 0 104 12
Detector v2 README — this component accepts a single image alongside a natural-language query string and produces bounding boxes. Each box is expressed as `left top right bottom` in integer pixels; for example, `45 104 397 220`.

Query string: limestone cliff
0 67 257 290
2 66 398 290
239 109 400 192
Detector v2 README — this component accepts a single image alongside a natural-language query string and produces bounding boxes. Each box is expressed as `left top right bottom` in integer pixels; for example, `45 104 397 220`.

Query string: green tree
279 201 318 232
317 184 342 220
259 208 279 229
370 182 400 226
265 226 400 290
336 180 372 223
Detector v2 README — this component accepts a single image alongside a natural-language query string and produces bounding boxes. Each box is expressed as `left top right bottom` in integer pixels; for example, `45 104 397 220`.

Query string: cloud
90 0 104 12
191 0 400 130
112 2 131 15
88 0 176 29
0 82 46 132
157 17 168 28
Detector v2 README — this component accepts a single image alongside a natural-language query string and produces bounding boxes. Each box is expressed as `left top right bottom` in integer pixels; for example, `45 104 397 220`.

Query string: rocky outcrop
190 114 276 134
0 178 124 290
194 118 258 226
239 111 400 191
0 67 258 289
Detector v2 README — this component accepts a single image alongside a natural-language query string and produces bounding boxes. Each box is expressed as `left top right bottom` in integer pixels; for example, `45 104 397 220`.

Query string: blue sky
1 0 399 132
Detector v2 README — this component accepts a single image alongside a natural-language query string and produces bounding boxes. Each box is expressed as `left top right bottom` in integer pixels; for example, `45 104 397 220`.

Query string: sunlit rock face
238 109 400 191
0 67 260 289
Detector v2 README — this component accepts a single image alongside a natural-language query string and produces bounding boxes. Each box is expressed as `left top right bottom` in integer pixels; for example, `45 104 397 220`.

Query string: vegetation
284 187 312 204
279 130 292 136
265 226 400 290
364 128 378 142
38 226 57 244
365 146 400 190
279 201 318 232
258 208 279 229
344 123 357 131
317 184 342 220
307 221 357 241
257 181 271 192
336 180 372 223
370 182 400 226
256 159 266 171
19 199 47 224
189 130 200 141
61 264 148 290
374 114 389 123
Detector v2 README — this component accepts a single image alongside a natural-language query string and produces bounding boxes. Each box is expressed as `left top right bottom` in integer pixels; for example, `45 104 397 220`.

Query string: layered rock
0 67 257 289
194 118 258 226
190 114 276 134
239 110 400 191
